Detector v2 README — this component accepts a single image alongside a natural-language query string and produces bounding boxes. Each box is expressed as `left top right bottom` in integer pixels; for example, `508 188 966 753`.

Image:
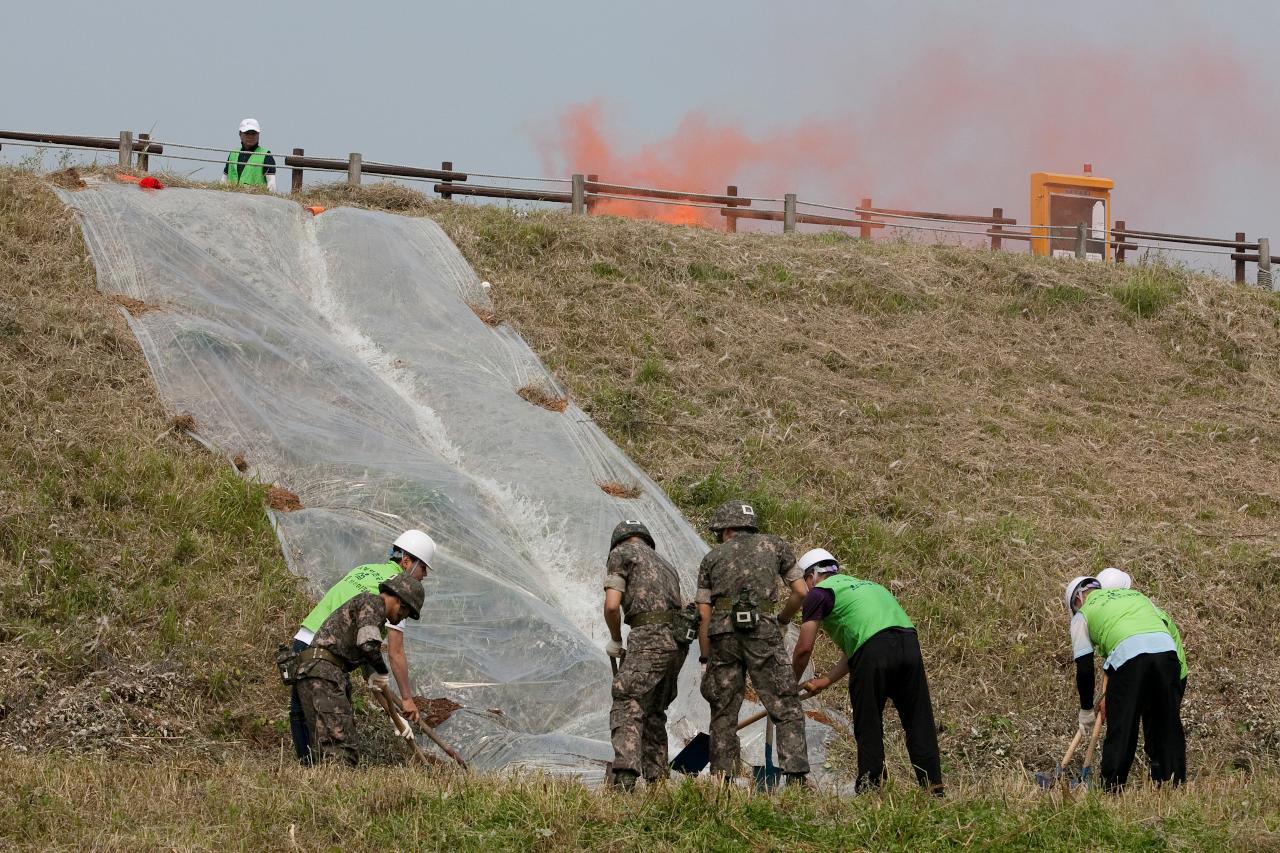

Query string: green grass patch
1111 266 1187 317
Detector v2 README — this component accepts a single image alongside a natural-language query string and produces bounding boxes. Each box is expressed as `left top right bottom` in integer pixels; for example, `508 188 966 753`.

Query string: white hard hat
798 548 840 574
238 118 261 133
392 529 435 567
1096 567 1132 589
1064 575 1099 614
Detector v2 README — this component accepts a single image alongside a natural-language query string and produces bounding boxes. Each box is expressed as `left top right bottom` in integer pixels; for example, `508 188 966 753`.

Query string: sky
4 0 1278 274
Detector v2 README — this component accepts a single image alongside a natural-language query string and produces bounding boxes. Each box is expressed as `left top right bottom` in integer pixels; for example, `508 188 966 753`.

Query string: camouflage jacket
605 540 686 651
297 591 390 681
696 533 801 636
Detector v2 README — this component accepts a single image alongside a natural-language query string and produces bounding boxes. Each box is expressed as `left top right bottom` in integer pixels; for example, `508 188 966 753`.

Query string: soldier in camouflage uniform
295 573 425 766
604 520 691 791
696 500 812 786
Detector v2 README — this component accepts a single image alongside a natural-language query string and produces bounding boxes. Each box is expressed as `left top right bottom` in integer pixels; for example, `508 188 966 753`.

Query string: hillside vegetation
3 169 1280 849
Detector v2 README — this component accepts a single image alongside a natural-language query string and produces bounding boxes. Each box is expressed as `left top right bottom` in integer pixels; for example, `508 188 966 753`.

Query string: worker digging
274 510 1192 796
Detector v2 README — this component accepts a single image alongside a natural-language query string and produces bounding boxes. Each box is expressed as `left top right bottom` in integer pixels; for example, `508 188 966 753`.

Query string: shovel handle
1081 674 1108 769
736 690 815 732
377 686 469 769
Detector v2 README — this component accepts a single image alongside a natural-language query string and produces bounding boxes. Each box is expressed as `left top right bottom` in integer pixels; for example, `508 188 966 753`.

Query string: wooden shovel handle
1082 674 1108 768
736 690 815 732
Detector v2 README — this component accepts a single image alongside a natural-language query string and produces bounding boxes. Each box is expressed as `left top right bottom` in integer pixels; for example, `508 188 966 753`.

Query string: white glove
397 723 416 741
367 672 390 691
605 639 624 659
1078 708 1095 735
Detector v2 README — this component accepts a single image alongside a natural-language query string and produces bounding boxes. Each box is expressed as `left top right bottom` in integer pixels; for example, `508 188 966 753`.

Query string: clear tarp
57 180 829 778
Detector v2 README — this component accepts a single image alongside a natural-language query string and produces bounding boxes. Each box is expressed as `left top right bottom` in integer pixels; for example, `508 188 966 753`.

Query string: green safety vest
816 574 914 658
1078 589 1171 660
226 146 270 186
300 561 401 635
1154 605 1188 680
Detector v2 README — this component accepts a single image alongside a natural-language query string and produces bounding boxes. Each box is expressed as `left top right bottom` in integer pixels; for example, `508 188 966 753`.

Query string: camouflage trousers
296 662 359 767
610 628 688 780
701 624 809 775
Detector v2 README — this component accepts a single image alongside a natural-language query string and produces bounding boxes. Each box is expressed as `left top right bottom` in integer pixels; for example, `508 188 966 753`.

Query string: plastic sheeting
57 180 830 778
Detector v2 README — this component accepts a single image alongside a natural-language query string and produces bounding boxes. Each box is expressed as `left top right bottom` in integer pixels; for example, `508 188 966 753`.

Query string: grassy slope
306 183 1280 778
2 171 1280 849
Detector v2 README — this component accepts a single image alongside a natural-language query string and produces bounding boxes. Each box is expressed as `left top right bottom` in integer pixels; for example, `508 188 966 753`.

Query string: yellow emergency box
1030 169 1114 260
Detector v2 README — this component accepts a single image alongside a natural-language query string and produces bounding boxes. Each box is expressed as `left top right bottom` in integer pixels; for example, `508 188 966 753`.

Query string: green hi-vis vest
226 146 270 186
1155 605 1188 680
301 561 400 634
1078 588 1171 660
816 574 914 658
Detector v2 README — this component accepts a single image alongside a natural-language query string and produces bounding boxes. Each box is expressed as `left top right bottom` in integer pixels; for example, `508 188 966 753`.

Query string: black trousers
288 638 312 763
1101 651 1185 791
847 628 943 791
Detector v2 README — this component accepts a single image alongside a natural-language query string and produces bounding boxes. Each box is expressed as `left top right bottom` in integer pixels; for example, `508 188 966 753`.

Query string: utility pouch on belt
732 587 760 632
671 603 698 646
275 643 298 685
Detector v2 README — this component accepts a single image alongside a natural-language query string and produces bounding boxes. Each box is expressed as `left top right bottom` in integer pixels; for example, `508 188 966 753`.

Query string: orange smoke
539 35 1274 240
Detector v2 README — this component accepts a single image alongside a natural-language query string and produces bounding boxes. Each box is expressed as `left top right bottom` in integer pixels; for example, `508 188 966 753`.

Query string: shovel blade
752 743 782 791
670 732 710 775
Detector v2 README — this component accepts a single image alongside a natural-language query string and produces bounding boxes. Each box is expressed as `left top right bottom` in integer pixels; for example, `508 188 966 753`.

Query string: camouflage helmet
379 572 425 621
610 519 655 550
708 500 759 533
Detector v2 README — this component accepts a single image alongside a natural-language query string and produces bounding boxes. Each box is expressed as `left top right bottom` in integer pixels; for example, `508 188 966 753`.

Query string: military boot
786 772 815 791
613 770 639 792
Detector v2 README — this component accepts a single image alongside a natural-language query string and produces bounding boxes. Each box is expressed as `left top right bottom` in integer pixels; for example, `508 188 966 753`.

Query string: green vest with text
226 146 270 186
816 574 914 658
1078 588 1171 660
301 561 400 635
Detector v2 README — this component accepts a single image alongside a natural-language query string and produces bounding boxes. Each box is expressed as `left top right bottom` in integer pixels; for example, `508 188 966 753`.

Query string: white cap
1064 575 1099 614
392 529 435 567
798 548 839 574
1096 567 1132 590
238 118 261 133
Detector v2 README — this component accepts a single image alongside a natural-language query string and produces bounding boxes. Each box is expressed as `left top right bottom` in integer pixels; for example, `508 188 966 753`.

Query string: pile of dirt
598 480 642 499
517 383 569 412
413 696 463 728
110 293 162 315
266 485 303 512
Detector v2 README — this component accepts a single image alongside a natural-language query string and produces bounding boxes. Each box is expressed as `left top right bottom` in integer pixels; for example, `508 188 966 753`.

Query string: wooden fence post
783 194 797 233
1259 237 1272 289
118 131 133 170
1075 223 1087 259
1114 220 1126 264
990 207 1003 251
347 152 362 187
725 185 738 233
291 148 304 193
859 197 873 240
1235 232 1247 283
585 174 598 214
440 161 454 201
137 133 150 172
571 174 585 214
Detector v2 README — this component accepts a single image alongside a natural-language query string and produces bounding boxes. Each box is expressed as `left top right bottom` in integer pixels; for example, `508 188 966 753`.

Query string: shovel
671 690 814 775
375 685 468 768
604 657 619 787
752 719 782 791
1035 675 1106 789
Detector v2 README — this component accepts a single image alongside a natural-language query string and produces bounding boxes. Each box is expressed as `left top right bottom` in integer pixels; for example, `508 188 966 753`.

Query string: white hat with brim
798 547 840 574
238 118 261 133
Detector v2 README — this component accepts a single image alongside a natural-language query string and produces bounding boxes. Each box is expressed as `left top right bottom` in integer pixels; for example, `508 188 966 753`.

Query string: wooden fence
1 128 1271 287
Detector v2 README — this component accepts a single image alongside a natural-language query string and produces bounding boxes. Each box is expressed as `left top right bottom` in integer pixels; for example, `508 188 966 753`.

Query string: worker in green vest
222 118 277 192
287 528 436 763
1065 576 1185 791
791 548 943 795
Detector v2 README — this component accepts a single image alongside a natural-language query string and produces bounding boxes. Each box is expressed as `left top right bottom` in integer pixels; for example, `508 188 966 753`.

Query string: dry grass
287 181 1280 779
2 753 1277 851
517 382 570 412
0 169 307 756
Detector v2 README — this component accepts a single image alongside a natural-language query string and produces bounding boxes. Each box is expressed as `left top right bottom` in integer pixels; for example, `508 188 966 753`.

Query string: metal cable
587 192 749 211
797 198 1077 232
